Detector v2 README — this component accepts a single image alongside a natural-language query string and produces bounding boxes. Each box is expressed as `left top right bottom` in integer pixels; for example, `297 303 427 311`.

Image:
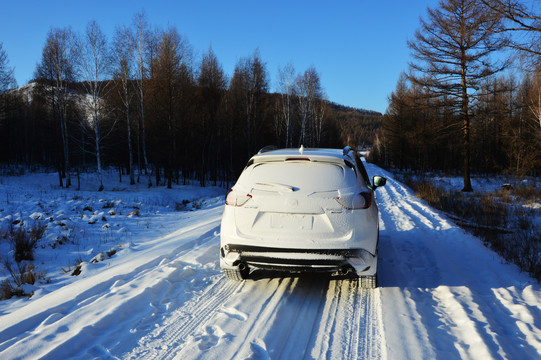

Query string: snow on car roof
250 147 352 164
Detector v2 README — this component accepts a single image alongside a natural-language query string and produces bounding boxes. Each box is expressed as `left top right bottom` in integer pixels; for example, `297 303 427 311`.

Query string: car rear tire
360 273 377 289
224 266 250 281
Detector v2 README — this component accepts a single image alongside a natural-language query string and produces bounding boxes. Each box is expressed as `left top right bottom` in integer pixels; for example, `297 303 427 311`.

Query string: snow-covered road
0 163 540 359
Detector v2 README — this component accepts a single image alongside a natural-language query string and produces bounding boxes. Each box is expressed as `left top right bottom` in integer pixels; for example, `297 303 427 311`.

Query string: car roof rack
343 146 354 156
257 145 279 154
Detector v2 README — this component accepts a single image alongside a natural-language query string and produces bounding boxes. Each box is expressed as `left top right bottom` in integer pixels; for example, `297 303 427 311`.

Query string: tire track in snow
161 273 385 360
213 276 297 360
123 275 240 360
311 279 385 360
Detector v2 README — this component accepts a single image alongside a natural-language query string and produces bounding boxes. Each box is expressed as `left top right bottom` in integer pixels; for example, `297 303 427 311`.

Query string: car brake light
335 192 372 210
285 157 310 161
225 189 252 207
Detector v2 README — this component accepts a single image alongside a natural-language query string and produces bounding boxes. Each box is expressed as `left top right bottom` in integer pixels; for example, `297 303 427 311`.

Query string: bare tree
77 20 111 191
0 42 16 93
524 71 541 145
34 27 79 188
482 0 541 66
294 66 322 147
133 11 152 186
0 43 16 131
152 26 192 188
230 49 269 156
313 94 328 147
479 1 541 169
408 0 507 191
112 25 135 185
277 62 295 147
197 47 227 186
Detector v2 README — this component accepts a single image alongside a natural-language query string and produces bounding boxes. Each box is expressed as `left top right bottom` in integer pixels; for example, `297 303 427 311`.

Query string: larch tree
0 42 17 164
0 42 15 126
384 72 412 170
230 50 269 157
482 0 541 66
408 0 507 191
77 20 111 191
481 1 541 165
152 26 191 188
0 42 15 93
197 47 227 187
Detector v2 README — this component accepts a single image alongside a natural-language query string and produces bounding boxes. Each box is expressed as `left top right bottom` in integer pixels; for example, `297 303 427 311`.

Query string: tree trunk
461 64 473 192
126 85 135 185
94 113 104 191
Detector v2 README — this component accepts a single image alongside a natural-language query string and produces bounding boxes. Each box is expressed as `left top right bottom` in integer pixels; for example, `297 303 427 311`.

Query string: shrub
512 184 541 204
175 200 191 211
1 261 46 300
9 222 46 263
0 280 24 300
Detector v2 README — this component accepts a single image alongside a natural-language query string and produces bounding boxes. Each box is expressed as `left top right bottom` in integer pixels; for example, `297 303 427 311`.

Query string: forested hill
329 102 383 149
328 102 381 116
266 92 383 149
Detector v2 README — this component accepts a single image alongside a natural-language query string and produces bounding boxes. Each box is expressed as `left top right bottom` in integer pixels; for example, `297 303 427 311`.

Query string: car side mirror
373 176 386 189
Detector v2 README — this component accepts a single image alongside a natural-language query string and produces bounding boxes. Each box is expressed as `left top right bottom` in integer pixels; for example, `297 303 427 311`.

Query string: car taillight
225 189 252 207
335 192 372 210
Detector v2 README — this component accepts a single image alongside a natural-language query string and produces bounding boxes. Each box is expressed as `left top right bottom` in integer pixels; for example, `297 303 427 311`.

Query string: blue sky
0 0 438 114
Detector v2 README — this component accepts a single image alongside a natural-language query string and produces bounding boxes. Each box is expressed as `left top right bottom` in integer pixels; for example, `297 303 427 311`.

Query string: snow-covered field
0 163 540 359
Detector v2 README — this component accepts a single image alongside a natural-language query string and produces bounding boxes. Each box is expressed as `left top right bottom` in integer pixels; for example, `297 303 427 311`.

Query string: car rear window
238 161 358 191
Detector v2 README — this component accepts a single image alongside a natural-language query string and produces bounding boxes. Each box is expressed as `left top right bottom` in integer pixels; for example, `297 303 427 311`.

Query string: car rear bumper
220 244 377 276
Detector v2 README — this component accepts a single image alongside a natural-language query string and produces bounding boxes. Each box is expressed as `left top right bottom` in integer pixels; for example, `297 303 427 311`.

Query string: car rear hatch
231 159 360 244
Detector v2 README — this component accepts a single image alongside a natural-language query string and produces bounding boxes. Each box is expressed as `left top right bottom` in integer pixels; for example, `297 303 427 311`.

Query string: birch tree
35 27 78 187
277 62 295 148
524 71 541 150
294 66 322 147
313 94 328 147
112 25 135 185
77 20 111 191
133 12 152 186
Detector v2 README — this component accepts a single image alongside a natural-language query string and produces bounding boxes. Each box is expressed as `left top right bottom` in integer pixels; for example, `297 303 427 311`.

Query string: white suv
220 146 386 288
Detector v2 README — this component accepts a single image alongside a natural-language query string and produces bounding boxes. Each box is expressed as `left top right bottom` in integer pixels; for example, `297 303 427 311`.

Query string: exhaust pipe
238 262 248 271
339 266 350 275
